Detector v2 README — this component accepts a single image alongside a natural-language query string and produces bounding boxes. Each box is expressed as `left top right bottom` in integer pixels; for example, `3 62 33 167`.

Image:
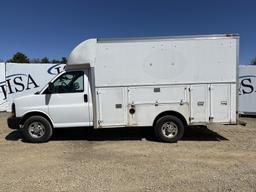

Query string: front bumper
7 117 22 129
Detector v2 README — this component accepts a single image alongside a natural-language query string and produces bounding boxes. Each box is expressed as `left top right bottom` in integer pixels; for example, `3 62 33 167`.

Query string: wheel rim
28 121 45 138
161 122 178 138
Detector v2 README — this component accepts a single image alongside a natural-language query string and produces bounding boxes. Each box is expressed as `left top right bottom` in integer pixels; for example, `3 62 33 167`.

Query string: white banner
0 63 6 111
239 65 256 114
3 63 65 111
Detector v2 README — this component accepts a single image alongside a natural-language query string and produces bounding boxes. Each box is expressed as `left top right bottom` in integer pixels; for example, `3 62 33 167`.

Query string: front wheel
154 115 184 143
21 116 53 143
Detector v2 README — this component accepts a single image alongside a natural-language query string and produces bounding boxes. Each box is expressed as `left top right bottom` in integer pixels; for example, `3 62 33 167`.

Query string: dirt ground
0 112 256 192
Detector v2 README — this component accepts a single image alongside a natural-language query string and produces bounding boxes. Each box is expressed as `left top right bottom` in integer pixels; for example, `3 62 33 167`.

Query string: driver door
46 71 91 127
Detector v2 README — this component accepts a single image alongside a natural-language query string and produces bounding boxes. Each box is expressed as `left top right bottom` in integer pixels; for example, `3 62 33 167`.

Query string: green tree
51 59 60 63
30 58 41 63
250 57 256 65
60 57 67 64
8 52 29 63
41 57 50 63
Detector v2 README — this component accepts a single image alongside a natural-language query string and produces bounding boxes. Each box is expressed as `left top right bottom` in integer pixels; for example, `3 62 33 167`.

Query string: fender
21 110 54 127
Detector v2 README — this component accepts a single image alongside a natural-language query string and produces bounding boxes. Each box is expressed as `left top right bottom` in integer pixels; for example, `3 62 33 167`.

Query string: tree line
5 52 67 64
251 58 256 65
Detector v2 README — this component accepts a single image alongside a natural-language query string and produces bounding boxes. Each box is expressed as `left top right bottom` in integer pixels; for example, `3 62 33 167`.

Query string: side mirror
48 82 54 93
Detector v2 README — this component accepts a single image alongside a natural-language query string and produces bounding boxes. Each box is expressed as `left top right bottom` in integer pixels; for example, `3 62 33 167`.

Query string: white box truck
7 34 239 143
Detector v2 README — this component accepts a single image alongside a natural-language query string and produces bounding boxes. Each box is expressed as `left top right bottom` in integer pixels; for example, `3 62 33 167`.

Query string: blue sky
0 0 255 64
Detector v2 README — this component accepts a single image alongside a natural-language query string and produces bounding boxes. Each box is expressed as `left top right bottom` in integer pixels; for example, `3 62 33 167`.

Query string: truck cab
8 69 93 141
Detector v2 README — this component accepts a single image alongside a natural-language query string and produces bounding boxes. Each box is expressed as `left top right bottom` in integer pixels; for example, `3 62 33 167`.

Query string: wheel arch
20 111 53 128
153 111 188 128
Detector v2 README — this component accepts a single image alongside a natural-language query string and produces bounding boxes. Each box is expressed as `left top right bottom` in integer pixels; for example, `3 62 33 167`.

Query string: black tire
154 115 184 143
21 116 53 143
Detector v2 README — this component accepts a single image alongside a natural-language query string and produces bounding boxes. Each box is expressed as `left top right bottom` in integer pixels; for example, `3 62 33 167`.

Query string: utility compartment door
128 85 187 126
210 84 230 123
96 87 127 127
190 85 209 123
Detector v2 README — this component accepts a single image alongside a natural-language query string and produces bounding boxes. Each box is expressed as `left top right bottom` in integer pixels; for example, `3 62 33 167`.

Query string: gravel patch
0 112 256 192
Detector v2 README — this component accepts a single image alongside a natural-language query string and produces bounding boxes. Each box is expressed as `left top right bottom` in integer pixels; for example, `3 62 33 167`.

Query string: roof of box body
97 34 239 43
67 34 239 66
67 39 97 67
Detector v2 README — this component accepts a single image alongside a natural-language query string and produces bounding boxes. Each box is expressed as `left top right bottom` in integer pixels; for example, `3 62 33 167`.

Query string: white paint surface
239 65 256 114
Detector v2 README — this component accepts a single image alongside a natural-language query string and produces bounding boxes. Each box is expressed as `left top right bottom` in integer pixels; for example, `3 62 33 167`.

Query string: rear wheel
154 115 184 143
21 116 53 143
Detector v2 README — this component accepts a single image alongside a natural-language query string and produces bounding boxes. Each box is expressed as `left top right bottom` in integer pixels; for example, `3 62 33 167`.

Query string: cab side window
46 71 84 94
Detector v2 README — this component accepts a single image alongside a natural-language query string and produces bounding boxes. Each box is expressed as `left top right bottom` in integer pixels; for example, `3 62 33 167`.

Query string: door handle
84 94 88 103
197 101 204 106
221 101 227 105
